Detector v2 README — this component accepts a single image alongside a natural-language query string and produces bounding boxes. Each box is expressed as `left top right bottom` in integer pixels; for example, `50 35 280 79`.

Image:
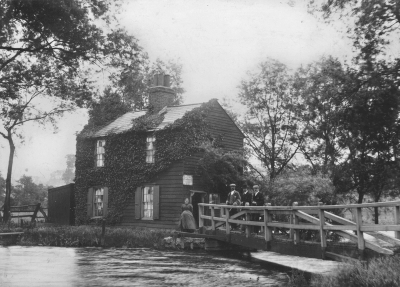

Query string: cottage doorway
190 190 206 227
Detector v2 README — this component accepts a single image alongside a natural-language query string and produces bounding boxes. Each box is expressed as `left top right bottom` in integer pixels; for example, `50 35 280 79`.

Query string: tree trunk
3 131 15 222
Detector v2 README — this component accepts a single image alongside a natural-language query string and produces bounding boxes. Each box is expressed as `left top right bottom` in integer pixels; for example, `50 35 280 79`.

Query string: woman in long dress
179 198 196 232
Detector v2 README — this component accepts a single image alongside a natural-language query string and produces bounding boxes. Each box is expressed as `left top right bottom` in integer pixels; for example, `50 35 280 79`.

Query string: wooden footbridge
188 200 400 261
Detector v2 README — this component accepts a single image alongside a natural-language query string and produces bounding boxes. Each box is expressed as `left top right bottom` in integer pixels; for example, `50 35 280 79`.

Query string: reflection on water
0 246 288 286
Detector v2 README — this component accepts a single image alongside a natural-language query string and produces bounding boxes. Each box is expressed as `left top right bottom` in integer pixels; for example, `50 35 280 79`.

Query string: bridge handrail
199 200 400 210
198 200 400 257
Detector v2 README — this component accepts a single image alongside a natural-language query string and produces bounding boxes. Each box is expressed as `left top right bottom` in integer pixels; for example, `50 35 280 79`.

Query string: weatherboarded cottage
74 76 244 229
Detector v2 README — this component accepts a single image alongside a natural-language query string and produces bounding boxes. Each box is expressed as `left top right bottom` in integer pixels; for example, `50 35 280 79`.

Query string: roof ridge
168 102 204 107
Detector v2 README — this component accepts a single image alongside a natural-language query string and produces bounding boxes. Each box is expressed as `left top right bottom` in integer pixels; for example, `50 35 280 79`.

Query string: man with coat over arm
226 183 241 229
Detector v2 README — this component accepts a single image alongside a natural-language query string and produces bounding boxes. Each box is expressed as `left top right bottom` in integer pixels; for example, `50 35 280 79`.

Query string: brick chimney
148 74 175 112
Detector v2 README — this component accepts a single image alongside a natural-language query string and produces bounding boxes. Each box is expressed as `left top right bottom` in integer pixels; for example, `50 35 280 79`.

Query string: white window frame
96 139 106 167
142 186 154 219
146 135 156 163
93 187 104 216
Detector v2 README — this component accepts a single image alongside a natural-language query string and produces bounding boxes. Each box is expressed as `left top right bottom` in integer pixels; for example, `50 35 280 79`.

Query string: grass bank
288 255 400 287
0 225 174 248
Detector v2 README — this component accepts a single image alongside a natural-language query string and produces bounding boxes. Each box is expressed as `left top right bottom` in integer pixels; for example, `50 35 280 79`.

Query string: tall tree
339 72 400 204
0 0 143 222
310 0 400 87
238 59 304 180
0 172 5 206
294 57 351 174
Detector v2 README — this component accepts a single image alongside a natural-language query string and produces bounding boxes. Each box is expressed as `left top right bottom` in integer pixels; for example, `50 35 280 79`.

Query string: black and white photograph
1 0 400 286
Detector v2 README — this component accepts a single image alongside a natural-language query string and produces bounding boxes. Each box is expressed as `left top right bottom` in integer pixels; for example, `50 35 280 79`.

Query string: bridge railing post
289 208 294 240
293 202 299 244
355 206 365 259
225 207 230 235
395 204 400 240
211 206 215 231
199 204 204 228
243 209 251 238
264 203 272 250
318 202 327 260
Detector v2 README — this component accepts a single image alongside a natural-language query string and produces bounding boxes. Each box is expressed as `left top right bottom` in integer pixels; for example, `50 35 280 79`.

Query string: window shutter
135 187 142 219
153 185 160 220
94 141 97 167
87 188 94 217
103 187 109 216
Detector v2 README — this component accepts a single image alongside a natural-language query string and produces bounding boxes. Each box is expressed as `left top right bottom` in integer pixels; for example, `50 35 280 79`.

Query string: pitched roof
93 103 203 137
155 103 202 130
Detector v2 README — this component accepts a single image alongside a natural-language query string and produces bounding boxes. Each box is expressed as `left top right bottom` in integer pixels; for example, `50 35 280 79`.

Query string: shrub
312 255 400 287
2 225 174 248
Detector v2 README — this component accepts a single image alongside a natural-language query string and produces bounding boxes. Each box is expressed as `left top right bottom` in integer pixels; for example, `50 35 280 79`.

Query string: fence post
289 209 294 240
355 206 365 259
211 206 215 231
225 207 230 235
264 203 272 250
199 204 204 229
101 218 106 246
293 202 299 244
395 205 400 240
245 209 251 238
318 202 327 260
31 203 41 223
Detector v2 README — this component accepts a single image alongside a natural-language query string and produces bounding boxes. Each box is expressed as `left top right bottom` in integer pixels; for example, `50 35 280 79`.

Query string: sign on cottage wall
183 175 193 185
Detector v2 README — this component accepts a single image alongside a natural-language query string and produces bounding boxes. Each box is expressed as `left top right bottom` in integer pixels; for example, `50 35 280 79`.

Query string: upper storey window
96 139 106 167
146 135 155 163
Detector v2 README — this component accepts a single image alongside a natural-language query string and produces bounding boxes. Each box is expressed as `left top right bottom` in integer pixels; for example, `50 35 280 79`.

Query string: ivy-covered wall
75 102 213 225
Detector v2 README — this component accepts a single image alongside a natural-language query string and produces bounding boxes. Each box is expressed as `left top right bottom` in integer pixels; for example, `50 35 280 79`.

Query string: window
209 193 220 204
96 139 106 167
93 188 104 216
87 187 108 217
146 135 155 163
142 186 153 219
135 185 160 220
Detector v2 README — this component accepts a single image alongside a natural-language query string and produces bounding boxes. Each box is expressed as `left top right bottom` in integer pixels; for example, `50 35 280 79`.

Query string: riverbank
0 225 177 248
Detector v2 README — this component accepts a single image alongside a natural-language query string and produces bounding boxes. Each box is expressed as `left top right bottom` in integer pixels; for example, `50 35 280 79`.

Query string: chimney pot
157 74 164 86
148 73 175 112
164 75 171 87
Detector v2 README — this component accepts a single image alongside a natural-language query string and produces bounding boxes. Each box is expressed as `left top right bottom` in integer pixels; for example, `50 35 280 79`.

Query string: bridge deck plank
251 251 348 275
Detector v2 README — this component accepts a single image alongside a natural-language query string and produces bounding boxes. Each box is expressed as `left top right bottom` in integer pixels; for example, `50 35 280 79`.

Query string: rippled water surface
0 246 289 286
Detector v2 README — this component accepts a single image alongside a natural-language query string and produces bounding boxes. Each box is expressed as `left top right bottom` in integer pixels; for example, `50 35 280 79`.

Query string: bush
1 225 174 248
267 167 337 206
312 255 400 287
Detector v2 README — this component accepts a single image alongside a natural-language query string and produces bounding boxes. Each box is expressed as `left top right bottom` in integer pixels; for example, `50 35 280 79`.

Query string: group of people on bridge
226 183 265 232
179 183 266 233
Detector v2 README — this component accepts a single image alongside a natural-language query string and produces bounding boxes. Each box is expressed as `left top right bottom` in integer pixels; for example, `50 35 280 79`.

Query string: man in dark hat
241 185 253 207
252 185 264 233
226 183 241 229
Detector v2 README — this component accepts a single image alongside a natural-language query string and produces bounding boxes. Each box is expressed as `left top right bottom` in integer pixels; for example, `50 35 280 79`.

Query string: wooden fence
198 201 400 256
0 203 48 223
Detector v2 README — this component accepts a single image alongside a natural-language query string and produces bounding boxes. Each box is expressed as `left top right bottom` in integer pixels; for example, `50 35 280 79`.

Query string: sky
0 0 353 184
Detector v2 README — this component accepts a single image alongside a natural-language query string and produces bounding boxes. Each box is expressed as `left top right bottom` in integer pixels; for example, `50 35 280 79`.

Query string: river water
0 246 289 286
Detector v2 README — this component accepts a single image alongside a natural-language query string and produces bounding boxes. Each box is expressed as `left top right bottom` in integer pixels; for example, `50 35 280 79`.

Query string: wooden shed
48 183 75 225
